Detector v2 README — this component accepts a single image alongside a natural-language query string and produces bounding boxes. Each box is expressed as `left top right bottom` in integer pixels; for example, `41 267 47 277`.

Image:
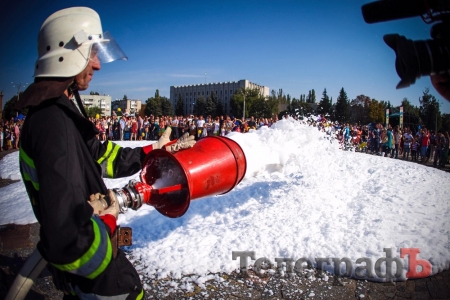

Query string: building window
206 91 209 95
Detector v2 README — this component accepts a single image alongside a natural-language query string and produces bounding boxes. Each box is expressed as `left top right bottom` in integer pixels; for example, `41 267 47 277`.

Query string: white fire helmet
34 7 127 78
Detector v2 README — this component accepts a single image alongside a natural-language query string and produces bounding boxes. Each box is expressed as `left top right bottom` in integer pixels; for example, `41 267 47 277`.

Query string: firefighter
16 7 194 299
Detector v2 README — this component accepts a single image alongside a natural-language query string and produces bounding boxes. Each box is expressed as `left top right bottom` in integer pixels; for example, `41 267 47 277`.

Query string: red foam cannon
140 136 247 218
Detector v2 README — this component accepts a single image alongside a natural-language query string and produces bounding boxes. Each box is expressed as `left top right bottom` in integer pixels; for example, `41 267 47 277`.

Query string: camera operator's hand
431 73 450 102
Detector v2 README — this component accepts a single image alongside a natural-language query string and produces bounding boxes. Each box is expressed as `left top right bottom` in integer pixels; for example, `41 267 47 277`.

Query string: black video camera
362 0 450 89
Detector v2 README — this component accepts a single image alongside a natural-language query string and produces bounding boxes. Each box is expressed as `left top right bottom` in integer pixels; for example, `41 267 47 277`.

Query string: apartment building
79 94 112 117
170 79 269 115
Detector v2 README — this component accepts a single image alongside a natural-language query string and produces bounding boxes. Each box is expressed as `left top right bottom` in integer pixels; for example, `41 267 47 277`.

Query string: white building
170 79 269 115
79 94 112 116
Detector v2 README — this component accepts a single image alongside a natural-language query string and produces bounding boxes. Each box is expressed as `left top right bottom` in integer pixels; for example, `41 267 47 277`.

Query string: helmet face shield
90 31 128 63
34 7 127 78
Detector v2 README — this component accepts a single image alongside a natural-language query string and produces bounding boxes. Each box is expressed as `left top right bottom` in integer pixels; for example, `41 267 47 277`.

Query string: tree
334 87 350 122
205 92 218 117
367 98 385 123
90 91 100 95
305 89 316 103
194 97 206 117
175 94 184 116
85 106 102 118
215 101 225 117
143 89 172 116
145 97 162 116
317 88 332 116
441 113 450 133
419 87 441 132
230 88 271 119
123 95 128 100
160 97 173 116
350 94 371 125
3 94 29 121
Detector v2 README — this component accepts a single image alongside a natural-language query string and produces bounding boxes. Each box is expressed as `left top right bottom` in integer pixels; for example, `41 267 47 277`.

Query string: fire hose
6 136 247 299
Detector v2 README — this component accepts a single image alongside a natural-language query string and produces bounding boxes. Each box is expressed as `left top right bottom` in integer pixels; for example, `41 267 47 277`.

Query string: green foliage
85 106 102 118
175 94 184 116
367 98 385 123
194 97 207 116
215 101 225 117
161 97 173 116
334 87 350 122
90 91 100 95
318 88 332 116
230 88 274 119
441 113 450 133
419 87 441 131
143 90 173 116
145 97 162 116
306 89 316 103
205 92 217 117
349 94 371 124
3 94 28 120
123 95 128 100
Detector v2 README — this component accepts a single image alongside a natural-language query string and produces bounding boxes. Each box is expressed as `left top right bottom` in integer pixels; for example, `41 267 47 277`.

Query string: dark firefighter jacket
19 93 146 299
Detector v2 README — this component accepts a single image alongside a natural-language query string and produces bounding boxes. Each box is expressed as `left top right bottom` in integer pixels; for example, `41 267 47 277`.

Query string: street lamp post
11 82 28 117
11 82 28 103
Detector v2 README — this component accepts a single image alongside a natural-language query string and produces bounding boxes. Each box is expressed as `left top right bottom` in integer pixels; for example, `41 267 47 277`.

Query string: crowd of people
89 113 280 142
0 118 22 152
3 112 449 169
312 116 450 168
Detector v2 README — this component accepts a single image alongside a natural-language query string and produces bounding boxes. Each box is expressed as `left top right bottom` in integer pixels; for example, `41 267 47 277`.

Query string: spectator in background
119 115 126 140
403 128 414 160
421 128 430 163
171 115 179 139
411 137 419 161
391 127 401 159
433 131 445 167
247 116 256 130
429 130 436 161
213 117 220 136
14 120 21 149
196 115 205 140
178 116 185 137
112 114 120 140
443 132 450 166
130 116 138 141
380 129 389 157
137 115 144 141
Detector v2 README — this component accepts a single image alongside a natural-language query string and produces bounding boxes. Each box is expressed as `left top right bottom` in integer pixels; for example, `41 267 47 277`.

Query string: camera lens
383 33 450 89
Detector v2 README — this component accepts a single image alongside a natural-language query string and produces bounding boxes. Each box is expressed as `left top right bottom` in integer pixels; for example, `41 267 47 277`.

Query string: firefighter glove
88 193 108 215
98 190 120 219
167 132 196 153
152 127 172 150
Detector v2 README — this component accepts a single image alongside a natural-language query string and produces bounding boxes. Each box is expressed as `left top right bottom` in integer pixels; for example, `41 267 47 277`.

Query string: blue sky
1 0 450 113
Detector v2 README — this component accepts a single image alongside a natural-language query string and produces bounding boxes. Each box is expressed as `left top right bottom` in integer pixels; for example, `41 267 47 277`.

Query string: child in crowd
144 126 150 140
411 137 419 161
220 124 226 137
200 123 208 139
